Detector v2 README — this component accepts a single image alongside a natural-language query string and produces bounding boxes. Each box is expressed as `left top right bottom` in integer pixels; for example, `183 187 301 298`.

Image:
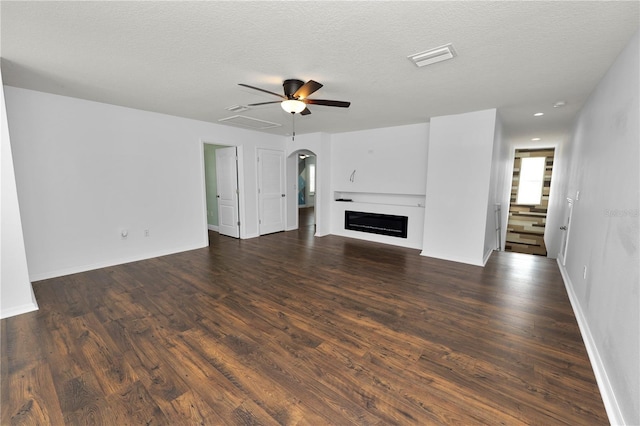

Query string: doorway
505 148 555 256
297 153 316 230
285 149 320 234
203 143 240 239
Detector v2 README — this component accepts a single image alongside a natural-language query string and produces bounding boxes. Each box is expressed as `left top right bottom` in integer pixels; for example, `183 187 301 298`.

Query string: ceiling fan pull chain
292 112 296 141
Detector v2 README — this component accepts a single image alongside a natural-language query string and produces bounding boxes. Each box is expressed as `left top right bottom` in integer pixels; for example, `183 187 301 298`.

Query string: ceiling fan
238 79 350 115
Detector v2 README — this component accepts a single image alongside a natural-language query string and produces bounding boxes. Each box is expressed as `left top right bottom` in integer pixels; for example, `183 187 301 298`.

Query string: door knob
560 226 567 230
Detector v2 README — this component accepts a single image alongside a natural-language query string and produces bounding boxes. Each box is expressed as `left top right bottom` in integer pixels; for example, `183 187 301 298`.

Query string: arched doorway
285 149 320 234
296 152 316 230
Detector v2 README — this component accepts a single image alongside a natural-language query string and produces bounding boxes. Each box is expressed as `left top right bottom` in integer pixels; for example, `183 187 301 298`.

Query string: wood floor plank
169 390 228 425
65 313 139 396
3 363 65 425
1 226 608 424
179 327 331 425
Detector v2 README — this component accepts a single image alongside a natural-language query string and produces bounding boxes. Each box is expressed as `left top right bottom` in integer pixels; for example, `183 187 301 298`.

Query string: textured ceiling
1 1 638 142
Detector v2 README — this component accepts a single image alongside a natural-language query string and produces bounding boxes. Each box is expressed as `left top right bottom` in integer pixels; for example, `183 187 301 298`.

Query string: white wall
422 109 497 266
331 123 429 195
1 72 38 319
483 112 505 260
329 123 429 249
5 87 283 282
560 31 639 425
494 117 514 253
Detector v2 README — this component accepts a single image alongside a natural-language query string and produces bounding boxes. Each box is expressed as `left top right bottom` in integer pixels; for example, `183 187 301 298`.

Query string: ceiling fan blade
293 80 323 99
305 99 351 108
300 107 311 116
247 101 282 106
238 83 285 99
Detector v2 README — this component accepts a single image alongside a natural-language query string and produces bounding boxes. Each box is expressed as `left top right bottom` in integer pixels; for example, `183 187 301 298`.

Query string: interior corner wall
317 132 332 236
0 71 38 319
497 136 515 255
483 112 505 260
561 30 639 425
5 86 283 281
422 109 497 266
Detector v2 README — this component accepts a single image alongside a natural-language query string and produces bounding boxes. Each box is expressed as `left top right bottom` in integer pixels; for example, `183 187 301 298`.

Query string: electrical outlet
144 229 150 237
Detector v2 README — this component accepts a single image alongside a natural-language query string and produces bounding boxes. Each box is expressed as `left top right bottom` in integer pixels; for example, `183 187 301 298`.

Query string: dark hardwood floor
298 206 315 228
2 224 607 425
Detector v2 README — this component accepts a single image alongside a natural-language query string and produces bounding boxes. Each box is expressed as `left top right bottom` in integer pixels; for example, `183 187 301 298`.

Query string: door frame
200 140 247 241
500 141 562 257
215 146 240 238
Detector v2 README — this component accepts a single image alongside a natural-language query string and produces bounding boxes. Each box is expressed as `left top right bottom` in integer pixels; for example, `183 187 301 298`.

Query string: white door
559 197 574 265
215 146 240 238
258 149 285 235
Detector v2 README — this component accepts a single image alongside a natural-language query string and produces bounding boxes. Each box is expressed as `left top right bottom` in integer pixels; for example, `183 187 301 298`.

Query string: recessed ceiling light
534 112 544 117
408 43 457 67
532 137 541 141
553 101 567 108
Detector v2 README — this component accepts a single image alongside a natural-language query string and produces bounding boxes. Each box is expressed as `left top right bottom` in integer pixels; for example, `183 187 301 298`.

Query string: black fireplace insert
345 210 408 238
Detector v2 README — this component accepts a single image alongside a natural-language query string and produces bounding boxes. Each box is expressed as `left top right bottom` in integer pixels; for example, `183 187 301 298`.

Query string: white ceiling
1 1 638 142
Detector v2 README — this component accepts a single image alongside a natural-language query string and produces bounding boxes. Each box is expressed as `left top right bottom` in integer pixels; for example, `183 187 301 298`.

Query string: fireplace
345 210 408 238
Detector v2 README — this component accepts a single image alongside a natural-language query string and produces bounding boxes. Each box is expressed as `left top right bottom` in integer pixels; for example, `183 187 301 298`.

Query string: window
516 157 546 205
308 163 316 194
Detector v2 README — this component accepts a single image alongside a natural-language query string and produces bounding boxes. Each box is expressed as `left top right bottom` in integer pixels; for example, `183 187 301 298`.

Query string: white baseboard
556 259 624 426
482 249 494 266
419 250 485 267
29 242 208 282
0 301 39 319
208 224 219 231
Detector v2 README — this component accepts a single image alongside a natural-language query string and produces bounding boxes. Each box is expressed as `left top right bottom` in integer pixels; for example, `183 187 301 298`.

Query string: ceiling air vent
218 115 281 130
225 105 249 113
408 43 456 67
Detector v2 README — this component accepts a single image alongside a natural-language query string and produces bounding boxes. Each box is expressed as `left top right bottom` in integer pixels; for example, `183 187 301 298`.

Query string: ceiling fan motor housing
283 79 304 99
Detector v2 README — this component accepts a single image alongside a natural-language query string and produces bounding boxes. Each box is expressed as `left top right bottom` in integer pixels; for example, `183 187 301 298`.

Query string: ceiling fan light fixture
281 99 306 114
